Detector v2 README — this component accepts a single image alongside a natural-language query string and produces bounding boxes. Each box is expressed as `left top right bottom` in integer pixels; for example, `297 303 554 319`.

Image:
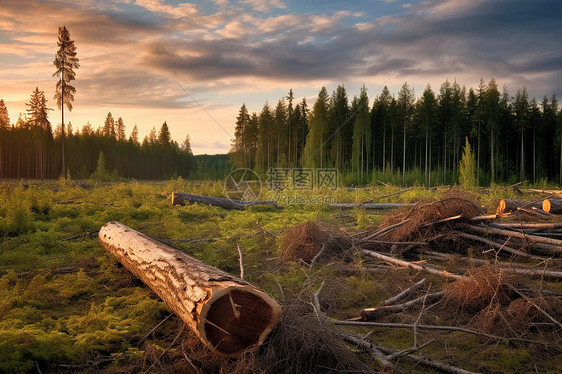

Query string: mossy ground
0 179 560 373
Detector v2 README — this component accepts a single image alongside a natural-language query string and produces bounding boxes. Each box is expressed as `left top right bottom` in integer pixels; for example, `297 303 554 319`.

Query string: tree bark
496 199 545 215
98 221 282 357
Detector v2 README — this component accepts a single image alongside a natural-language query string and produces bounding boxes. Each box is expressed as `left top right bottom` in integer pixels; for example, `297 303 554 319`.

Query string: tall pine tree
53 26 79 175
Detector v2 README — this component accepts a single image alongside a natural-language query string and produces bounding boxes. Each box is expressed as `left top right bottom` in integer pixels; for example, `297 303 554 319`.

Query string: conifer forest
230 81 562 186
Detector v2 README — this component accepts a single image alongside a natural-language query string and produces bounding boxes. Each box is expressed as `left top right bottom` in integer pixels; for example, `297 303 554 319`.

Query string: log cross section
99 221 282 357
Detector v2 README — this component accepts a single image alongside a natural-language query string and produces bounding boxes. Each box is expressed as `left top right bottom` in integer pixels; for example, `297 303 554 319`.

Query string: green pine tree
459 137 477 189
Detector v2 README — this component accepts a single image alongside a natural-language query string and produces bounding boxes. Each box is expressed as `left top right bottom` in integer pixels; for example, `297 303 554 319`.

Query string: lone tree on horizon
53 25 79 175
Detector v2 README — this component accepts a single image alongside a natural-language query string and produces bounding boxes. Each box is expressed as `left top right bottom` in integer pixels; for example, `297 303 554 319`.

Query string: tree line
230 79 562 186
0 25 197 181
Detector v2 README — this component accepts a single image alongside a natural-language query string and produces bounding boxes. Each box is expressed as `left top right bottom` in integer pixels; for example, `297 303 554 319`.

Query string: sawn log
496 199 546 215
172 192 282 210
98 221 282 357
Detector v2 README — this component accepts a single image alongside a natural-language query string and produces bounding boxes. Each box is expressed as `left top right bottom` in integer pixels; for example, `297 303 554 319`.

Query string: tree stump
99 221 282 357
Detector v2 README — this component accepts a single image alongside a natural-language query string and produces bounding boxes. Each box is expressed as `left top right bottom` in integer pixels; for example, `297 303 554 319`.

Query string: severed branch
172 192 282 210
359 247 463 280
342 334 395 372
138 313 174 345
453 231 543 259
361 292 444 321
385 338 435 361
374 344 480 374
412 248 562 279
328 202 416 210
334 321 546 345
361 219 411 241
236 242 244 280
382 278 427 306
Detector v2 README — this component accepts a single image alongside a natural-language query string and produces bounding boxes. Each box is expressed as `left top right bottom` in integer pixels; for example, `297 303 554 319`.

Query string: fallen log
521 188 562 195
328 202 416 209
171 192 282 210
494 222 562 230
542 198 562 214
496 199 545 215
98 221 282 357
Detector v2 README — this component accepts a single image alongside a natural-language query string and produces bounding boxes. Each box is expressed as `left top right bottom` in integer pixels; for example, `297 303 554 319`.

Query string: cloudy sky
1 0 560 154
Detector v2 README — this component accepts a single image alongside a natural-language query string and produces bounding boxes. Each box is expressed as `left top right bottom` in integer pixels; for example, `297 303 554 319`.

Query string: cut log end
200 287 282 356
98 221 282 357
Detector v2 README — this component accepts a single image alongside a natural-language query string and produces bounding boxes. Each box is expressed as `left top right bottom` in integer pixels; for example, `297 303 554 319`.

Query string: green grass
0 179 559 373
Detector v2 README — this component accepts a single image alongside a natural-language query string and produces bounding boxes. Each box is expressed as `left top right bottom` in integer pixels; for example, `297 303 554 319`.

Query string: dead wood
521 188 562 195
335 320 537 344
99 221 282 357
494 222 562 230
542 198 562 214
496 199 546 215
412 249 562 279
375 351 481 374
341 334 395 372
373 196 485 243
359 247 463 280
361 219 411 241
361 291 444 321
453 231 542 259
328 202 416 209
457 223 562 254
361 187 416 204
364 340 479 374
382 278 427 306
171 192 282 210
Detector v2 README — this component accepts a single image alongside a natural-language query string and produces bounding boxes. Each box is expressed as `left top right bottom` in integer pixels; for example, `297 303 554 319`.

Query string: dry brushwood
281 221 351 264
444 264 512 311
281 221 331 263
371 196 485 243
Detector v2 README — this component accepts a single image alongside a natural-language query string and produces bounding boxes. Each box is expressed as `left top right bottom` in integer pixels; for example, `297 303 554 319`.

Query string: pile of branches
349 194 562 280
277 194 562 372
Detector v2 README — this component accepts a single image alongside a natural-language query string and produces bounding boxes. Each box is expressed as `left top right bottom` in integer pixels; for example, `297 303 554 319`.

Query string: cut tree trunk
542 198 562 214
171 192 282 210
496 199 545 215
98 221 282 357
